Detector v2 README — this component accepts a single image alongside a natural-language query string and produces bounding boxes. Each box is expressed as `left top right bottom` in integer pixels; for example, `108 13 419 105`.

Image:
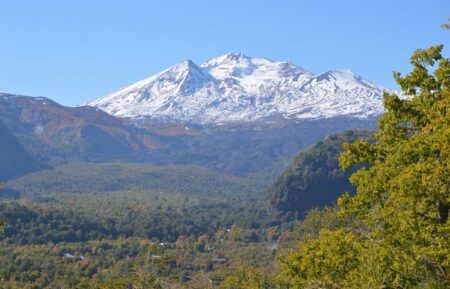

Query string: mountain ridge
87 53 390 124
0 92 378 177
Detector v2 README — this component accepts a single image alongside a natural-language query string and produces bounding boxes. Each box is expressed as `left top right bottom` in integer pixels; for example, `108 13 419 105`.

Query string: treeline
0 207 347 289
267 129 373 219
0 224 284 288
0 202 115 245
5 162 266 197
0 191 279 245
274 45 450 288
1 45 448 288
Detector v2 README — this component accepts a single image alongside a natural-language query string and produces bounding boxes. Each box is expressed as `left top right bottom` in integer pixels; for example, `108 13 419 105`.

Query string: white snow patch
87 53 393 124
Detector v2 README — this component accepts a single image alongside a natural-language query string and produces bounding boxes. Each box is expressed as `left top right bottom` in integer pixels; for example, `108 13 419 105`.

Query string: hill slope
5 162 266 197
0 93 194 165
0 93 379 176
267 130 374 218
0 119 41 180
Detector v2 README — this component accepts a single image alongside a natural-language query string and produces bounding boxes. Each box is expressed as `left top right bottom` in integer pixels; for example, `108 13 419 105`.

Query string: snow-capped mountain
87 53 388 124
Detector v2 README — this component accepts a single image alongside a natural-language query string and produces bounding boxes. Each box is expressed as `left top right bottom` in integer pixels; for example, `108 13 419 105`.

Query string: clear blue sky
1 0 449 106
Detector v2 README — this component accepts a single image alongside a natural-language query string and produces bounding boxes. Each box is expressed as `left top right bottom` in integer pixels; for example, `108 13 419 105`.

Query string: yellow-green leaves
279 229 359 289
280 45 450 288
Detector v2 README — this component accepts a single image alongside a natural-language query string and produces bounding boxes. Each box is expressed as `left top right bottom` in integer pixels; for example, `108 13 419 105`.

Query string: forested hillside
277 45 450 289
0 45 448 288
0 93 378 177
5 162 266 197
0 191 273 245
0 120 41 180
267 130 374 218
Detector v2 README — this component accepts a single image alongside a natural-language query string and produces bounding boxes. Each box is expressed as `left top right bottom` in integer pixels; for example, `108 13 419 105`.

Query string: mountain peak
315 69 359 82
328 69 359 78
222 52 249 61
87 54 389 123
167 59 203 74
181 59 199 68
152 59 216 91
201 53 252 69
310 69 382 92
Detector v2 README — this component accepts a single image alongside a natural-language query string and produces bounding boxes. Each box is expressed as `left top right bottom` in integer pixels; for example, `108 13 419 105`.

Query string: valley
1 38 448 287
0 53 386 288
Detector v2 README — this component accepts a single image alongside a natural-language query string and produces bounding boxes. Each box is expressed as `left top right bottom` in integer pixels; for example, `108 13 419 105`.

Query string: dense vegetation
0 232 282 288
278 45 450 288
0 45 448 288
5 162 266 197
267 129 374 218
0 207 349 289
0 191 277 245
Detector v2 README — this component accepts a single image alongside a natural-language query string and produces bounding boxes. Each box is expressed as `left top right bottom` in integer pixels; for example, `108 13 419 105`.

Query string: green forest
0 45 449 288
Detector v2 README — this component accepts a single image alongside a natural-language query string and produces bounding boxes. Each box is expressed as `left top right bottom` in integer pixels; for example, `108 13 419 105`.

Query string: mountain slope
267 130 374 218
0 119 41 180
0 93 380 178
88 53 388 123
0 93 184 165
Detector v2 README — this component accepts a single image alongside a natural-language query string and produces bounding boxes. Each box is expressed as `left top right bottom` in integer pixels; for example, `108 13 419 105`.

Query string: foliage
5 162 265 197
4 45 449 287
0 201 116 245
267 130 373 218
0 232 281 288
220 264 275 289
279 45 450 288
0 190 279 245
279 229 359 288
0 238 167 288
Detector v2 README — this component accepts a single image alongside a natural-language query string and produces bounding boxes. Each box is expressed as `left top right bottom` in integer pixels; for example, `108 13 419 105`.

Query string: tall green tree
279 45 450 288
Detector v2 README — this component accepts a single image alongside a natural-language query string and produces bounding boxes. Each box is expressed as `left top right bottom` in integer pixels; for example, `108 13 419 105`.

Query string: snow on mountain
87 53 389 123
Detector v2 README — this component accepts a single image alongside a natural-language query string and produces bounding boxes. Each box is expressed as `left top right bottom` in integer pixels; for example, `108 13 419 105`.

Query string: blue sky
1 0 449 106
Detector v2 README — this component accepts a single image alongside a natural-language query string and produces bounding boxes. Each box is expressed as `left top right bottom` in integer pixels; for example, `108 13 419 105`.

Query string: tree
279 45 450 288
279 229 359 289
267 130 374 219
221 264 275 289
